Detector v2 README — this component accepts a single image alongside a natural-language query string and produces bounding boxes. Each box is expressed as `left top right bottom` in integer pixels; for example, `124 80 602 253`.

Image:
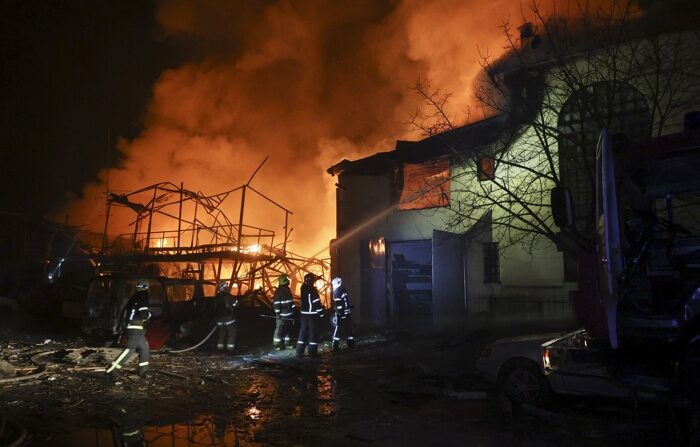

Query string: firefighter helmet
303 272 317 284
218 282 230 293
331 277 342 290
278 274 290 286
135 279 150 292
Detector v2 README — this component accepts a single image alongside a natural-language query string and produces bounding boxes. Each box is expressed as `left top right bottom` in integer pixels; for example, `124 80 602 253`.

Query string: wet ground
0 310 685 446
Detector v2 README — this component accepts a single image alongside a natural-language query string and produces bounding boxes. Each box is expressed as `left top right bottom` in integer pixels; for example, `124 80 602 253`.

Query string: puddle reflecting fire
53 362 341 446
57 415 256 447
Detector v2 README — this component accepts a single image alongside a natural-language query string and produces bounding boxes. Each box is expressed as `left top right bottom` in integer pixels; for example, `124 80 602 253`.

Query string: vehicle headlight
543 347 551 370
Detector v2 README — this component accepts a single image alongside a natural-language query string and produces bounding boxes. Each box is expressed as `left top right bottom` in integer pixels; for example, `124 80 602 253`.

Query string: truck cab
555 127 700 394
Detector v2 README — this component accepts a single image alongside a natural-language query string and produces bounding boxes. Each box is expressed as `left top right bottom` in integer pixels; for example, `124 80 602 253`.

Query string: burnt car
166 287 278 352
77 274 187 346
75 273 276 350
79 275 160 337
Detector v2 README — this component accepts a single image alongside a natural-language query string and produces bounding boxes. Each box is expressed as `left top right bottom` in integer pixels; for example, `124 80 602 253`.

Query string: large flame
64 0 616 257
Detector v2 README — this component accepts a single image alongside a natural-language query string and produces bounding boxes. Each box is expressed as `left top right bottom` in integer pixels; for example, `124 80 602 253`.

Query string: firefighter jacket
272 285 296 318
299 283 323 316
124 290 151 331
215 291 239 325
332 285 352 319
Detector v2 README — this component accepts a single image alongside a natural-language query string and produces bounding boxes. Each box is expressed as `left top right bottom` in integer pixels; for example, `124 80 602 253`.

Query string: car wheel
502 361 549 406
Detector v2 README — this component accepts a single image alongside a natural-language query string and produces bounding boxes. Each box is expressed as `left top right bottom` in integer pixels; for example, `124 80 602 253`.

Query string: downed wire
166 325 218 354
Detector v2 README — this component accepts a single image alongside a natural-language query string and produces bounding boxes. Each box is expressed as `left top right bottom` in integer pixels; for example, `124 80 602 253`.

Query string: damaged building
328 22 700 331
328 115 575 330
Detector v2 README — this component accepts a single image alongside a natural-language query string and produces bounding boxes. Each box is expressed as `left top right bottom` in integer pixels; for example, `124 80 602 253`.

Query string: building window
478 156 495 181
563 249 578 282
369 236 385 269
483 242 500 283
397 160 450 210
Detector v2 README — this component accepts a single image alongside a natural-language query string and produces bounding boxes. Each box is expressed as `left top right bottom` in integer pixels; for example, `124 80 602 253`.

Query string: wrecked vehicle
478 124 700 416
67 273 276 349
563 128 700 391
532 125 700 426
476 329 656 405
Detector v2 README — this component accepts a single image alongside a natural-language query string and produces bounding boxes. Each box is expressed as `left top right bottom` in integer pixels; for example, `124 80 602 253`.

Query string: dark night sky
0 1 179 218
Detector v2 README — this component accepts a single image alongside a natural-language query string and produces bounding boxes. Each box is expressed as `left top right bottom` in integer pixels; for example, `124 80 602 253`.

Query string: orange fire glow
63 1 621 257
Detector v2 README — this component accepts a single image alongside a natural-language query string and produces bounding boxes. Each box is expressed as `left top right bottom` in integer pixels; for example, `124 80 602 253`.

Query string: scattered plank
153 369 190 381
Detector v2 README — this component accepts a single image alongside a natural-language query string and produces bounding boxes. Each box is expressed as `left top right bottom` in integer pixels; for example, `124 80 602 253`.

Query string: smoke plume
66 0 559 256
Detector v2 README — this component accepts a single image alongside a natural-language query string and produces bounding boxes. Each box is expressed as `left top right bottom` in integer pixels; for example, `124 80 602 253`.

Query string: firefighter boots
308 344 319 358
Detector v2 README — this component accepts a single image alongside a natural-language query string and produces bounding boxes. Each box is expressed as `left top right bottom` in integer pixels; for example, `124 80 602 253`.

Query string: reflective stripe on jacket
124 290 150 330
273 285 296 317
299 283 323 315
333 285 351 318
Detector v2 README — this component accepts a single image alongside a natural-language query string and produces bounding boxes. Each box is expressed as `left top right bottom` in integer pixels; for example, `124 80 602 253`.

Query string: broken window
166 284 195 303
369 237 386 269
483 242 500 283
397 160 450 210
478 156 496 181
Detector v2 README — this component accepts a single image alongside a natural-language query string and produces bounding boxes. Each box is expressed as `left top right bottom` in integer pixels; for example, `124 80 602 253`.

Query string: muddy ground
0 310 683 446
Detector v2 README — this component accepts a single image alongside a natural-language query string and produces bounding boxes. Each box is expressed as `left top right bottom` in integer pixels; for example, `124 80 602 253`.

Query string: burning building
327 1 700 330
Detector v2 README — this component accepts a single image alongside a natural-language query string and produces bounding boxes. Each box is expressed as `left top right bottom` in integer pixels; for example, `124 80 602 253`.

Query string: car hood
489 332 568 349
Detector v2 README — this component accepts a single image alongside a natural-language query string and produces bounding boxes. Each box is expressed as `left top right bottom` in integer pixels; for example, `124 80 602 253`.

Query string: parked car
475 329 659 405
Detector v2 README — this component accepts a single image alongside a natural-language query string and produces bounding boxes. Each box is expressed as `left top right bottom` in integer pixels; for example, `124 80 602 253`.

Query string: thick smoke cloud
66 0 537 255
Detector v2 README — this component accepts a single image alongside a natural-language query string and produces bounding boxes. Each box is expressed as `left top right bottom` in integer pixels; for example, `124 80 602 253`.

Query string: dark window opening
483 242 500 283
397 160 450 210
563 250 578 282
478 156 496 181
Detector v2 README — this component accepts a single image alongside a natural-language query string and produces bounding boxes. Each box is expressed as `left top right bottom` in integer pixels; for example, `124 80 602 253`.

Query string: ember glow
63 0 610 257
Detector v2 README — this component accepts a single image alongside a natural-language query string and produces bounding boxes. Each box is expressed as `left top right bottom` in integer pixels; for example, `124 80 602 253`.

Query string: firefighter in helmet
296 272 324 358
272 274 296 350
215 281 239 352
331 277 355 350
106 279 152 377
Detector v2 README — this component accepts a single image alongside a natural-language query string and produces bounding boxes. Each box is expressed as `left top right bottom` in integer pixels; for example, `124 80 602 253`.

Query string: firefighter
215 281 239 352
272 274 296 350
331 277 355 351
106 279 151 377
296 272 324 358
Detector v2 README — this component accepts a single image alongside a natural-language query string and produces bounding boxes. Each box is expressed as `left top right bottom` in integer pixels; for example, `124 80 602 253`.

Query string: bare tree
405 77 470 136
408 0 700 253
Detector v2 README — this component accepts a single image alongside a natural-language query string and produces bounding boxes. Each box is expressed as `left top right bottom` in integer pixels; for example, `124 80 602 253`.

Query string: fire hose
167 325 218 354
168 315 293 354
258 314 295 322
